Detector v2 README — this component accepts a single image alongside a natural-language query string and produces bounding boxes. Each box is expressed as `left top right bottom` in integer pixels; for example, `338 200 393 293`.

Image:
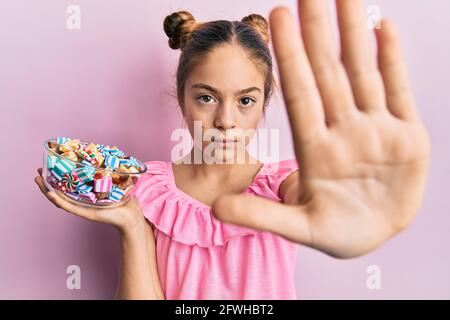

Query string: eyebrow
190 83 262 95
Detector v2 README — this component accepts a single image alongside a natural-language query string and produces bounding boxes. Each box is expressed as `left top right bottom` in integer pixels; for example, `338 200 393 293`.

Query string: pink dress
134 159 300 299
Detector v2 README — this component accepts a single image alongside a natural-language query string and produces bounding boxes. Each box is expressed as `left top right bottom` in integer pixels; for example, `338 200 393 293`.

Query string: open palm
212 0 430 258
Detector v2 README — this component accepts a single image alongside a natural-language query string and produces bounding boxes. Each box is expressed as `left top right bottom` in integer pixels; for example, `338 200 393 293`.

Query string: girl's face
183 44 266 163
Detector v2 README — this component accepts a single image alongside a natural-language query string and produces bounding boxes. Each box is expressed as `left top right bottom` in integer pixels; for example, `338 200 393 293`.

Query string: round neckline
167 161 266 210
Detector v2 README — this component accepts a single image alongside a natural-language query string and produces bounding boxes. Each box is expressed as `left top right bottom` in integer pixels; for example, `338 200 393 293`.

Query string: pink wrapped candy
94 175 112 193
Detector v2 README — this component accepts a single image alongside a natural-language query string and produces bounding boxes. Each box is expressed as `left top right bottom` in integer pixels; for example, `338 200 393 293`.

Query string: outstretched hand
212 0 430 258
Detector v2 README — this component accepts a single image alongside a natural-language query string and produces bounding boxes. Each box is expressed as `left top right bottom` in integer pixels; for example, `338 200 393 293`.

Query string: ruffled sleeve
250 159 300 200
133 161 263 248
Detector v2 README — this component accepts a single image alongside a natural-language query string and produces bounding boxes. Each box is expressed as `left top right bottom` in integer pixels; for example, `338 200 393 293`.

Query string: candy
74 166 95 184
97 199 114 205
117 176 133 190
65 192 81 201
128 166 139 173
111 173 121 185
109 186 126 202
80 159 93 167
55 181 67 192
60 151 78 162
84 143 98 156
79 192 97 203
118 164 131 173
61 171 81 192
104 155 120 169
47 175 59 188
96 144 106 153
45 137 145 207
94 176 112 193
94 153 105 167
54 159 76 175
76 149 90 161
59 140 80 153
104 148 125 157
76 184 93 194
50 169 63 181
128 156 140 168
96 192 110 200
47 154 58 169
56 137 70 144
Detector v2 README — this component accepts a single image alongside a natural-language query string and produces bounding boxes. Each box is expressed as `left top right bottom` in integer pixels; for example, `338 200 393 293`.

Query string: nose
214 102 236 131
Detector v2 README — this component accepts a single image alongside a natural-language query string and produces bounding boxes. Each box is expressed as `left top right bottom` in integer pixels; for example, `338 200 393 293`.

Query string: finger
299 0 355 124
269 6 326 149
35 175 48 193
38 167 42 176
376 19 418 121
34 175 58 204
336 0 386 113
212 194 312 246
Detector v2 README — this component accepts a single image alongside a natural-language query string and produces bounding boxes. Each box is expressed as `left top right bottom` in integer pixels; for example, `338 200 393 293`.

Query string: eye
197 95 217 104
239 97 256 107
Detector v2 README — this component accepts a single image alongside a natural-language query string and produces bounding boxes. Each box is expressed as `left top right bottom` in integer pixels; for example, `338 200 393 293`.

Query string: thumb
212 193 312 246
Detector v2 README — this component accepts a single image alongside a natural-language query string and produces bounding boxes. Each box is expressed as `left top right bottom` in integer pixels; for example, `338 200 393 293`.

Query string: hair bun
241 14 270 45
163 11 197 50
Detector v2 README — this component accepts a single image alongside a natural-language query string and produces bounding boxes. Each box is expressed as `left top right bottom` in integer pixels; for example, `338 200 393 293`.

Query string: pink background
1 0 449 299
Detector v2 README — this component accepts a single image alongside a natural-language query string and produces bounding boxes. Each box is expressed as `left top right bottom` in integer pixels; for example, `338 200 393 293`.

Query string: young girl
35 2 431 300
36 11 301 300
133 11 302 299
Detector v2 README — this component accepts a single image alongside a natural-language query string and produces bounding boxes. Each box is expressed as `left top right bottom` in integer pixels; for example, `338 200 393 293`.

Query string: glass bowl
42 138 147 208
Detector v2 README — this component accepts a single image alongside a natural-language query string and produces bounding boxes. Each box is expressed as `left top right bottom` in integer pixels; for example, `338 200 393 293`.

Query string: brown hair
163 11 275 115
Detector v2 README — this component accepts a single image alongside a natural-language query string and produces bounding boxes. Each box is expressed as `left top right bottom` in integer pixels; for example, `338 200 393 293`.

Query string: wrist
116 215 147 238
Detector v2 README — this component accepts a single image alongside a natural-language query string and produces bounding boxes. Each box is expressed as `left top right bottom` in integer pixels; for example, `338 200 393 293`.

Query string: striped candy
55 181 67 192
128 156 140 168
79 192 97 204
96 144 106 153
47 154 58 169
76 184 93 194
65 192 81 201
56 137 70 144
76 149 90 161
94 176 112 193
109 186 126 202
81 159 94 167
51 169 63 181
74 167 95 184
61 171 81 192
94 153 105 167
104 155 120 169
54 159 76 176
84 143 98 157
119 158 131 166
104 148 124 157
47 175 59 187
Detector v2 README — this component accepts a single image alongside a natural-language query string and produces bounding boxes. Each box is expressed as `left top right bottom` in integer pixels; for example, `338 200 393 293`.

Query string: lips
211 136 237 143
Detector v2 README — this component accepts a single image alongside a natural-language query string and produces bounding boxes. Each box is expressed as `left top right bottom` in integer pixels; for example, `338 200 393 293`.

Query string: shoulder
255 159 299 200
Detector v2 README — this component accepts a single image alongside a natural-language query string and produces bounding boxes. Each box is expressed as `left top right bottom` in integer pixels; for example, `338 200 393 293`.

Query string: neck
177 146 262 179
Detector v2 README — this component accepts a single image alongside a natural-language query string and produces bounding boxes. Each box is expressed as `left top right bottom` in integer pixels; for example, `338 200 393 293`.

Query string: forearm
114 220 164 300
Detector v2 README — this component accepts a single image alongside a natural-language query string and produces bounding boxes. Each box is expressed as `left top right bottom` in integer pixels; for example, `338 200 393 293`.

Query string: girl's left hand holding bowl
34 167 145 234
